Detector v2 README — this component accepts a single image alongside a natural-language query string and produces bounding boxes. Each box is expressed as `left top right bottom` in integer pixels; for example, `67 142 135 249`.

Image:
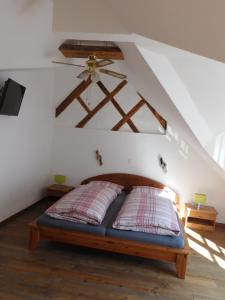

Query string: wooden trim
77 96 91 113
137 92 167 131
112 99 145 131
96 81 139 133
29 221 189 279
0 200 43 227
76 80 127 128
82 173 180 207
216 222 225 228
82 173 165 192
55 79 92 117
59 43 124 60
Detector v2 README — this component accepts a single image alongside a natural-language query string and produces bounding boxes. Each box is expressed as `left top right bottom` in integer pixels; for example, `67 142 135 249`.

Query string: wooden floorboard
0 199 225 299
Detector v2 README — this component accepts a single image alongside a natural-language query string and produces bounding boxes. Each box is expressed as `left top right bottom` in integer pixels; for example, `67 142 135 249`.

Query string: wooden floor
1 199 225 300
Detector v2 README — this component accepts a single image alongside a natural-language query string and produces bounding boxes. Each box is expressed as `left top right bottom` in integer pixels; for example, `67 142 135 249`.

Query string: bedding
107 214 184 248
46 184 119 225
38 192 127 236
38 190 184 248
88 180 124 194
113 186 180 236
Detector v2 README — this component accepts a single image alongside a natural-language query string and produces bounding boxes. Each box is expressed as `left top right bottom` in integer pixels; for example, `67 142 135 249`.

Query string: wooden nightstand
184 203 217 231
46 184 75 198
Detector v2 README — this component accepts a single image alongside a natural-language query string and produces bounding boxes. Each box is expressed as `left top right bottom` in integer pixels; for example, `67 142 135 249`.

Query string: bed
29 173 189 279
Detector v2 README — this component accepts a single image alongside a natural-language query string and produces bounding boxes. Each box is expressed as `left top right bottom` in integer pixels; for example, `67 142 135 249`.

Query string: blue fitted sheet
37 192 126 236
37 191 184 248
106 216 185 249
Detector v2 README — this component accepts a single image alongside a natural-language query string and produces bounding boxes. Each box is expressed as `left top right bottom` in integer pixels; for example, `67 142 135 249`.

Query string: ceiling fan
52 55 127 82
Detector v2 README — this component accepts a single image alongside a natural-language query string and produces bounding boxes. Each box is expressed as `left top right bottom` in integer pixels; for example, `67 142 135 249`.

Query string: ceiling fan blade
52 61 85 68
99 69 127 79
96 59 114 68
77 70 90 79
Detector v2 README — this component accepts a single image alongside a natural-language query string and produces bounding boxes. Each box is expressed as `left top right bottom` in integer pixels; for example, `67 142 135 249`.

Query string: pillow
113 188 180 236
46 184 118 225
88 180 123 194
132 186 176 203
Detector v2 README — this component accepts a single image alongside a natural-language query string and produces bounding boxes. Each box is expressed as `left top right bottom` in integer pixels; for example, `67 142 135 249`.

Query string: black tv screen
0 78 26 116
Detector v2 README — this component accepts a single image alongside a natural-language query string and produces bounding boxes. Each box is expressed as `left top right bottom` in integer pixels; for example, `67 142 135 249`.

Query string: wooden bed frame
29 173 189 279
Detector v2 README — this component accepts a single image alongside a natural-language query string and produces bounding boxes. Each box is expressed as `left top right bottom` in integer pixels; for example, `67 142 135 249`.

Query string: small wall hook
158 155 167 173
96 150 103 166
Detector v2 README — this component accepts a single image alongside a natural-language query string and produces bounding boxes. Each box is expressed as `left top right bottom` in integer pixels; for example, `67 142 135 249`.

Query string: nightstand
46 184 75 198
184 203 217 231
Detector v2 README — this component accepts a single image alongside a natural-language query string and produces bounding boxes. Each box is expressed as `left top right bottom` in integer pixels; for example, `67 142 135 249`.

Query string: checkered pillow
46 184 118 225
113 187 180 236
88 181 123 194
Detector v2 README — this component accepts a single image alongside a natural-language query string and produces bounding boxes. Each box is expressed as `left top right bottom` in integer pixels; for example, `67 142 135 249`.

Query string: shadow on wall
166 124 190 160
213 132 225 169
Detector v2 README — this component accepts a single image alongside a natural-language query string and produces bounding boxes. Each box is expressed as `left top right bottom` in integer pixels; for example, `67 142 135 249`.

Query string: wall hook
158 155 167 173
96 150 103 166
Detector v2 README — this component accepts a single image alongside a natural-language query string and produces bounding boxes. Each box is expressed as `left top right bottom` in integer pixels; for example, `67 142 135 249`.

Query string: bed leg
29 226 40 251
176 254 187 279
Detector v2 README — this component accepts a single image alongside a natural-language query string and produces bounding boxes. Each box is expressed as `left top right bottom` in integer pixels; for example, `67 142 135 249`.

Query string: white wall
0 0 55 69
51 64 225 223
0 69 54 222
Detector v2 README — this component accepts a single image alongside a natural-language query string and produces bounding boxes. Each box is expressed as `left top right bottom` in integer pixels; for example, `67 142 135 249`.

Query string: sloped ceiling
54 0 225 64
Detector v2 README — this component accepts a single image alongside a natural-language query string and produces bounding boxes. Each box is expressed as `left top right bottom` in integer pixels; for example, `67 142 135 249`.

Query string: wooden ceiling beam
137 92 167 131
59 42 124 60
96 81 139 133
112 99 145 131
55 79 92 117
76 80 127 128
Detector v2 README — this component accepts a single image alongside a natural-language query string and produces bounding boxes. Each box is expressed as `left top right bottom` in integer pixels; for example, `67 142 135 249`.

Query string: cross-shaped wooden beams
76 80 128 128
55 80 167 134
56 78 92 117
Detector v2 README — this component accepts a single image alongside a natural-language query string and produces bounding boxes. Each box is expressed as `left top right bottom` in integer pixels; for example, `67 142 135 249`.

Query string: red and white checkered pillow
46 184 118 225
88 181 123 194
113 187 180 236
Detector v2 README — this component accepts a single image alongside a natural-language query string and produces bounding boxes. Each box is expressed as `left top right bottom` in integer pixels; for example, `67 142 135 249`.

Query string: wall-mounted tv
0 78 26 116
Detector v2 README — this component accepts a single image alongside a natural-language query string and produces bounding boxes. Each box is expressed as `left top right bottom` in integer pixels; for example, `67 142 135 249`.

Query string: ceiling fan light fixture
77 70 89 80
90 72 100 83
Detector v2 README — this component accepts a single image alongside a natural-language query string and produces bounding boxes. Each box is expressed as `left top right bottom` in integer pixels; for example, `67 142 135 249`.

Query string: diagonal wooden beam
55 78 92 117
96 81 139 133
137 92 167 131
112 99 145 131
76 80 128 128
77 96 91 113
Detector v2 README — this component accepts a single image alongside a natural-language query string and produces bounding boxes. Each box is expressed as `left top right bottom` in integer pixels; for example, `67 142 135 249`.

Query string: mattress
37 192 126 236
37 191 184 248
106 216 185 249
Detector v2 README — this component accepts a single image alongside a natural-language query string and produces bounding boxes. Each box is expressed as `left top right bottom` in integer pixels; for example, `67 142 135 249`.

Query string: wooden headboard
81 173 179 205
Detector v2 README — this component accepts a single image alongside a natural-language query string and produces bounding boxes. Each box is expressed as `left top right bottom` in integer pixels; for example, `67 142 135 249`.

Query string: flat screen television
0 78 26 116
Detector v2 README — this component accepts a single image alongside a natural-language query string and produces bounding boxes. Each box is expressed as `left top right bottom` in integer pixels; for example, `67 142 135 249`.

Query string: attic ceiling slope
53 0 225 63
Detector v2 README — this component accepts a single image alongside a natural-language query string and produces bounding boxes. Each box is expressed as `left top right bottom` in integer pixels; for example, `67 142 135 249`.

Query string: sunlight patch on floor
185 227 204 243
214 255 225 270
188 238 213 262
186 227 225 270
205 238 220 253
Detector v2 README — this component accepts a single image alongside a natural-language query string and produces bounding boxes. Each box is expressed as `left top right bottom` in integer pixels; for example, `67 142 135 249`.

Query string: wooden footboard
29 221 189 279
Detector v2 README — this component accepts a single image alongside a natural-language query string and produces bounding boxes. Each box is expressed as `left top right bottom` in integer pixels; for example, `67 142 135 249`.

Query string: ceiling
54 0 225 64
